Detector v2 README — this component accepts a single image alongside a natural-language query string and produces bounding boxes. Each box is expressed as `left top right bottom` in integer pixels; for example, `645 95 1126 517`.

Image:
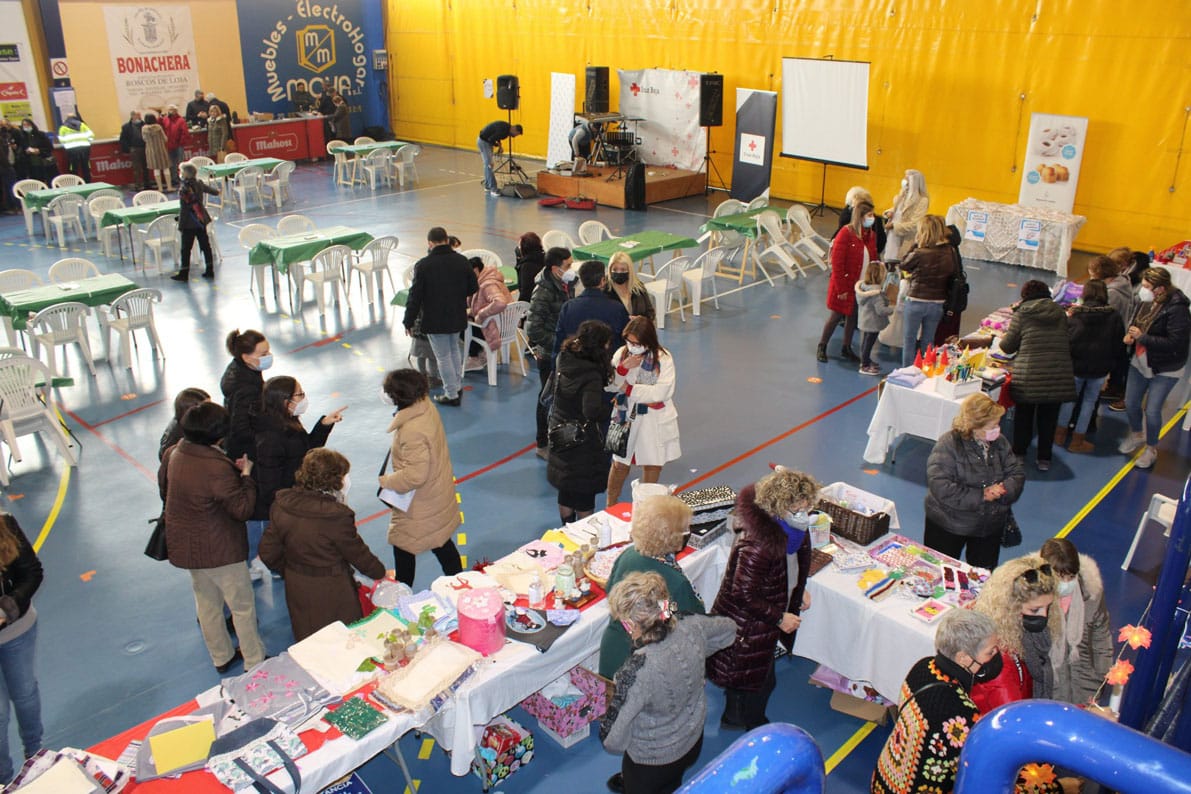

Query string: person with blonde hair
708 469 819 730
971 554 1061 713
834 186 887 253
899 214 956 366
603 251 655 321
601 572 735 794
924 394 1024 568
882 168 929 262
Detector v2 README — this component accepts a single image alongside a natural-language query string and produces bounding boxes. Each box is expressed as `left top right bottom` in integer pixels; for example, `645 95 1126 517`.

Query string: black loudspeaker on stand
585 66 609 114
493 74 533 197
700 74 726 192
496 75 520 111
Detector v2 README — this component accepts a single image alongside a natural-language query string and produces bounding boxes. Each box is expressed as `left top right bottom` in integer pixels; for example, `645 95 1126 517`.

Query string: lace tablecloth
946 198 1086 277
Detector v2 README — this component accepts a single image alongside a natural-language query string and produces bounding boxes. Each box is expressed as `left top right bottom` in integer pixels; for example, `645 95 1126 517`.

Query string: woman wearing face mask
259 448 386 641
249 376 346 579
1118 267 1190 469
603 251 655 321
606 316 680 505
817 201 877 363
15 119 54 183
924 394 1025 569
882 169 929 263
971 554 1061 712
871 608 1075 794
708 469 818 731
221 329 273 462
1039 537 1113 705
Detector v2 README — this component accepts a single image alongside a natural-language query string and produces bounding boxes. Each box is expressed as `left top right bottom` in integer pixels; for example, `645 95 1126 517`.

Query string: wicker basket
815 498 890 546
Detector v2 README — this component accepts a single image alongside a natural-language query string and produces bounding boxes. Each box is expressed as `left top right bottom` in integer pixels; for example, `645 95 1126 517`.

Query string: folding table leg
383 741 418 794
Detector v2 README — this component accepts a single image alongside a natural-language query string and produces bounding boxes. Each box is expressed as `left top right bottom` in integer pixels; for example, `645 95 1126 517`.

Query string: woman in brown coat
141 113 172 192
707 469 819 730
260 448 387 641
379 369 463 586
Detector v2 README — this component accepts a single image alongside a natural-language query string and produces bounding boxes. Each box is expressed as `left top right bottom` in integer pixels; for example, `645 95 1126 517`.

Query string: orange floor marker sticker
79 570 96 582
807 377 822 384
770 314 782 319
121 393 137 400
6 494 23 501
863 469 879 475
1006 282 1018 288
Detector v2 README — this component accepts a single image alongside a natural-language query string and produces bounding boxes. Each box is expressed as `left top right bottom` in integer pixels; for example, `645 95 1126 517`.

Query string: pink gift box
520 666 611 739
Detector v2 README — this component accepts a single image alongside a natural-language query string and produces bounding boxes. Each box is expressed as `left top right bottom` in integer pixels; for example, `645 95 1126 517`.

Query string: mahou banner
617 68 706 172
103 5 199 117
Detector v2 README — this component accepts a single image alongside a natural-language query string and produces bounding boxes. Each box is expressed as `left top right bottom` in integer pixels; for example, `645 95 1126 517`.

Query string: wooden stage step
536 164 705 209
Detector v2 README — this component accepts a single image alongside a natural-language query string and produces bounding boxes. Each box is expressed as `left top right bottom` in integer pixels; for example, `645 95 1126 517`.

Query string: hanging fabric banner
617 68 706 172
730 88 777 201
546 72 576 169
0 1 47 128
102 5 199 118
1018 112 1088 213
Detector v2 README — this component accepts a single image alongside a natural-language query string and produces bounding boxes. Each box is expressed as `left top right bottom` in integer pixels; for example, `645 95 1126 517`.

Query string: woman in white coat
606 316 681 504
882 169 929 263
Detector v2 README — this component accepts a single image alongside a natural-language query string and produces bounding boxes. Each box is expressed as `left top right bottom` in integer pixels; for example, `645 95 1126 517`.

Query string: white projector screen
780 57 870 169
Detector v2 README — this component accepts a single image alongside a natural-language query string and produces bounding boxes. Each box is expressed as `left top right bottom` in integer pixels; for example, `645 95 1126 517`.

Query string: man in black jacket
554 259 630 358
118 111 147 190
185 89 209 127
478 120 522 197
404 227 478 406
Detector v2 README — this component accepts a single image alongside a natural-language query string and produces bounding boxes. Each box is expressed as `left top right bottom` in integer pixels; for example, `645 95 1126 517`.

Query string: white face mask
560 268 578 284
784 510 810 529
1057 578 1077 597
626 343 646 355
901 178 909 190
1138 286 1156 303
380 387 395 406
291 396 308 416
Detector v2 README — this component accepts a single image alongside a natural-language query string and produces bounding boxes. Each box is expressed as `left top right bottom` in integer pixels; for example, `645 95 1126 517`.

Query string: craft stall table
945 198 1086 277
84 505 732 789
0 273 139 346
863 378 974 465
572 230 698 276
1158 264 1191 297
100 201 182 268
698 207 778 286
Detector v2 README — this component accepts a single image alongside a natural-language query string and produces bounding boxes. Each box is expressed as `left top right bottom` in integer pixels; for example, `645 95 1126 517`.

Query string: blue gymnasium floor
0 145 1185 792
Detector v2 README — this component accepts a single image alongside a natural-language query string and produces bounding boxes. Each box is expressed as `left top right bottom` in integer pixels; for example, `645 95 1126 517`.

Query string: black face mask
609 272 630 285
1022 614 1049 633
971 650 1003 683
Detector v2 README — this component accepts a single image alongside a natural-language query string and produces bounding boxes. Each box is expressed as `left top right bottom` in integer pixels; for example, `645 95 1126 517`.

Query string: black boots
816 344 828 363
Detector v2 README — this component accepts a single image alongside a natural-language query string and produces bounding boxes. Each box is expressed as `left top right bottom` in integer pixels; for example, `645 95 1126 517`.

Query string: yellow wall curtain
386 0 1191 253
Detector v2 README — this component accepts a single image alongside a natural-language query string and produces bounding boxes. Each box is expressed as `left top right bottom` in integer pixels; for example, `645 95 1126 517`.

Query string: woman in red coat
817 201 878 363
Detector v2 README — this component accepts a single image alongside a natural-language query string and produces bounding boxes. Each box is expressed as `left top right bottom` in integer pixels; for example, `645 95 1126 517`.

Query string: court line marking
63 409 156 482
33 465 69 554
824 720 878 773
91 398 166 428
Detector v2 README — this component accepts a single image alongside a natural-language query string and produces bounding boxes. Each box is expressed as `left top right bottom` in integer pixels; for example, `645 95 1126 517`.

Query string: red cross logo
748 140 758 152
630 82 641 96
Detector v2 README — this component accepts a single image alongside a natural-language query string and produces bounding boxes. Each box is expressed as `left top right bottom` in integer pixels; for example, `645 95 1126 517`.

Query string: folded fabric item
485 552 548 596
289 622 381 696
10 749 130 794
886 366 927 388
374 640 480 711
348 609 408 657
431 570 500 608
395 590 454 627
222 652 338 727
322 696 389 740
516 540 566 572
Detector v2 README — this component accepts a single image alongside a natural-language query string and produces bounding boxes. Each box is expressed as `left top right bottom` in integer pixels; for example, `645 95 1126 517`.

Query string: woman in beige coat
882 168 929 262
378 369 463 586
141 113 173 192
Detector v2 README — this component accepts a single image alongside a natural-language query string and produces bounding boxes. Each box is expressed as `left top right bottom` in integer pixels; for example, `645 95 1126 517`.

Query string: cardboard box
537 719 590 749
521 666 611 738
829 690 893 725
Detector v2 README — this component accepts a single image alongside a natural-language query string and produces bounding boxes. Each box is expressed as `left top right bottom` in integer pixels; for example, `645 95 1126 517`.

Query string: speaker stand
494 108 530 185
809 162 829 216
703 127 727 194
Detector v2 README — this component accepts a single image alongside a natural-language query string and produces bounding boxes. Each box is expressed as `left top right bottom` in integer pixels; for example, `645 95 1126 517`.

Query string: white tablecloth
946 198 1086 277
1159 263 1191 296
863 380 969 464
791 561 938 702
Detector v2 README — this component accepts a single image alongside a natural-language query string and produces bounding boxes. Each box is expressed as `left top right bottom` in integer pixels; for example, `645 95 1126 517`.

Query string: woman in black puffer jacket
546 320 614 523
0 514 43 783
998 281 1077 471
1055 280 1125 454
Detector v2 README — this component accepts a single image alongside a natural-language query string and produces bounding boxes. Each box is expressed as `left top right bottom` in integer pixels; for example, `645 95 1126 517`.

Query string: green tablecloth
330 141 409 156
100 200 181 228
23 182 120 212
248 225 375 274
698 207 773 239
572 231 699 263
0 274 139 330
197 158 285 179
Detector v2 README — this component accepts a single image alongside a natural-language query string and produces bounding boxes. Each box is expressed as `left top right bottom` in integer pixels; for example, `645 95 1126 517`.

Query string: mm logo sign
297 24 334 74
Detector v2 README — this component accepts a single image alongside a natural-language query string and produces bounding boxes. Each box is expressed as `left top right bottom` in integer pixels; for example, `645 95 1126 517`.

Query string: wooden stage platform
535 165 705 208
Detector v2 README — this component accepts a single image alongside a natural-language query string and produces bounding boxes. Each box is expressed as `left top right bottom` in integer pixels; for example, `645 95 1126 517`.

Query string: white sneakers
1135 446 1158 469
249 557 274 582
1118 432 1146 455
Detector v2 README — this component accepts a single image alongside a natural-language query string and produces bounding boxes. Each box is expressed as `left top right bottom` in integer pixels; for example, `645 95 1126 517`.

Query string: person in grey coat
1039 537 1113 706
854 259 894 375
924 394 1025 569
601 571 735 794
998 280 1077 471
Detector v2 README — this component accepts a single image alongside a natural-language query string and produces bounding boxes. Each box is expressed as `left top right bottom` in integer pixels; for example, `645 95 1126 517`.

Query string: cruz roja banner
730 88 777 201
236 0 387 134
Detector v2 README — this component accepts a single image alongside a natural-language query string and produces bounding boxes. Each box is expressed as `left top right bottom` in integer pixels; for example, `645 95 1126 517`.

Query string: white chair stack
28 301 96 377
0 354 80 485
100 288 164 369
756 210 824 280
785 204 831 259
467 301 531 386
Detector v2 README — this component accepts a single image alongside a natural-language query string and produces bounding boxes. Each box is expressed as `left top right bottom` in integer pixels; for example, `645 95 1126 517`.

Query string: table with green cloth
99 200 181 229
571 231 698 275
248 225 375 275
197 157 285 179
697 207 785 285
698 207 771 239
330 140 409 156
0 273 139 333
22 182 120 212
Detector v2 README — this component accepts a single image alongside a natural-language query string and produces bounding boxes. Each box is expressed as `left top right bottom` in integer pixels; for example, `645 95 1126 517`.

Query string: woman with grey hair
872 609 1077 793
601 572 735 794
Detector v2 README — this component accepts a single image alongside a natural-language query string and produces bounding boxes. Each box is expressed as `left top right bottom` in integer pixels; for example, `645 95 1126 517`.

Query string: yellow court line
824 720 878 773
33 465 70 553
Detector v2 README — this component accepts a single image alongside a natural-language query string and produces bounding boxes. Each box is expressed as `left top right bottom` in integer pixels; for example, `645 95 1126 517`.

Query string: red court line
287 332 345 354
677 386 880 493
91 398 166 428
63 409 157 483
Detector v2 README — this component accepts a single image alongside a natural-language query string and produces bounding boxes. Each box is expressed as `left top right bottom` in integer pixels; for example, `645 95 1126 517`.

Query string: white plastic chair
137 215 180 272
28 301 96 377
460 249 503 270
359 149 393 190
132 190 167 207
0 355 80 484
262 161 295 210
682 247 724 317
392 144 420 187
277 214 316 236
187 155 215 168
710 198 747 259
0 270 41 292
745 195 769 211
756 210 824 279
467 301 531 386
542 229 578 251
239 223 278 297
297 245 349 316
83 190 123 240
327 140 354 186
353 136 376 146
51 174 85 188
48 258 101 285
43 194 85 247
88 196 125 256
99 288 164 369
205 203 224 264
785 204 831 256
349 236 400 305
223 152 249 164
13 179 47 236
578 220 613 245
1122 493 1177 571
230 166 265 212
641 256 689 329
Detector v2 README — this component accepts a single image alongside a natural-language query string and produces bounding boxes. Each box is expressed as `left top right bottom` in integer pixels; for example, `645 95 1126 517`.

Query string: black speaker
585 66 609 114
496 75 519 110
699 73 724 127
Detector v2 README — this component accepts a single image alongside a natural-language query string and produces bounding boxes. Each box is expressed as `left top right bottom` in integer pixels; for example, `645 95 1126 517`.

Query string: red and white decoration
617 68 706 172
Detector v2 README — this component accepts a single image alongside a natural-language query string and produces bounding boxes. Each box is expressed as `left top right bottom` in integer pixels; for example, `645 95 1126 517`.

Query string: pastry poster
1018 112 1088 213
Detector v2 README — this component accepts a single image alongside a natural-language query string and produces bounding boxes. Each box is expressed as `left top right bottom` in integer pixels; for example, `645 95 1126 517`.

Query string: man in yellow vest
58 113 94 181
